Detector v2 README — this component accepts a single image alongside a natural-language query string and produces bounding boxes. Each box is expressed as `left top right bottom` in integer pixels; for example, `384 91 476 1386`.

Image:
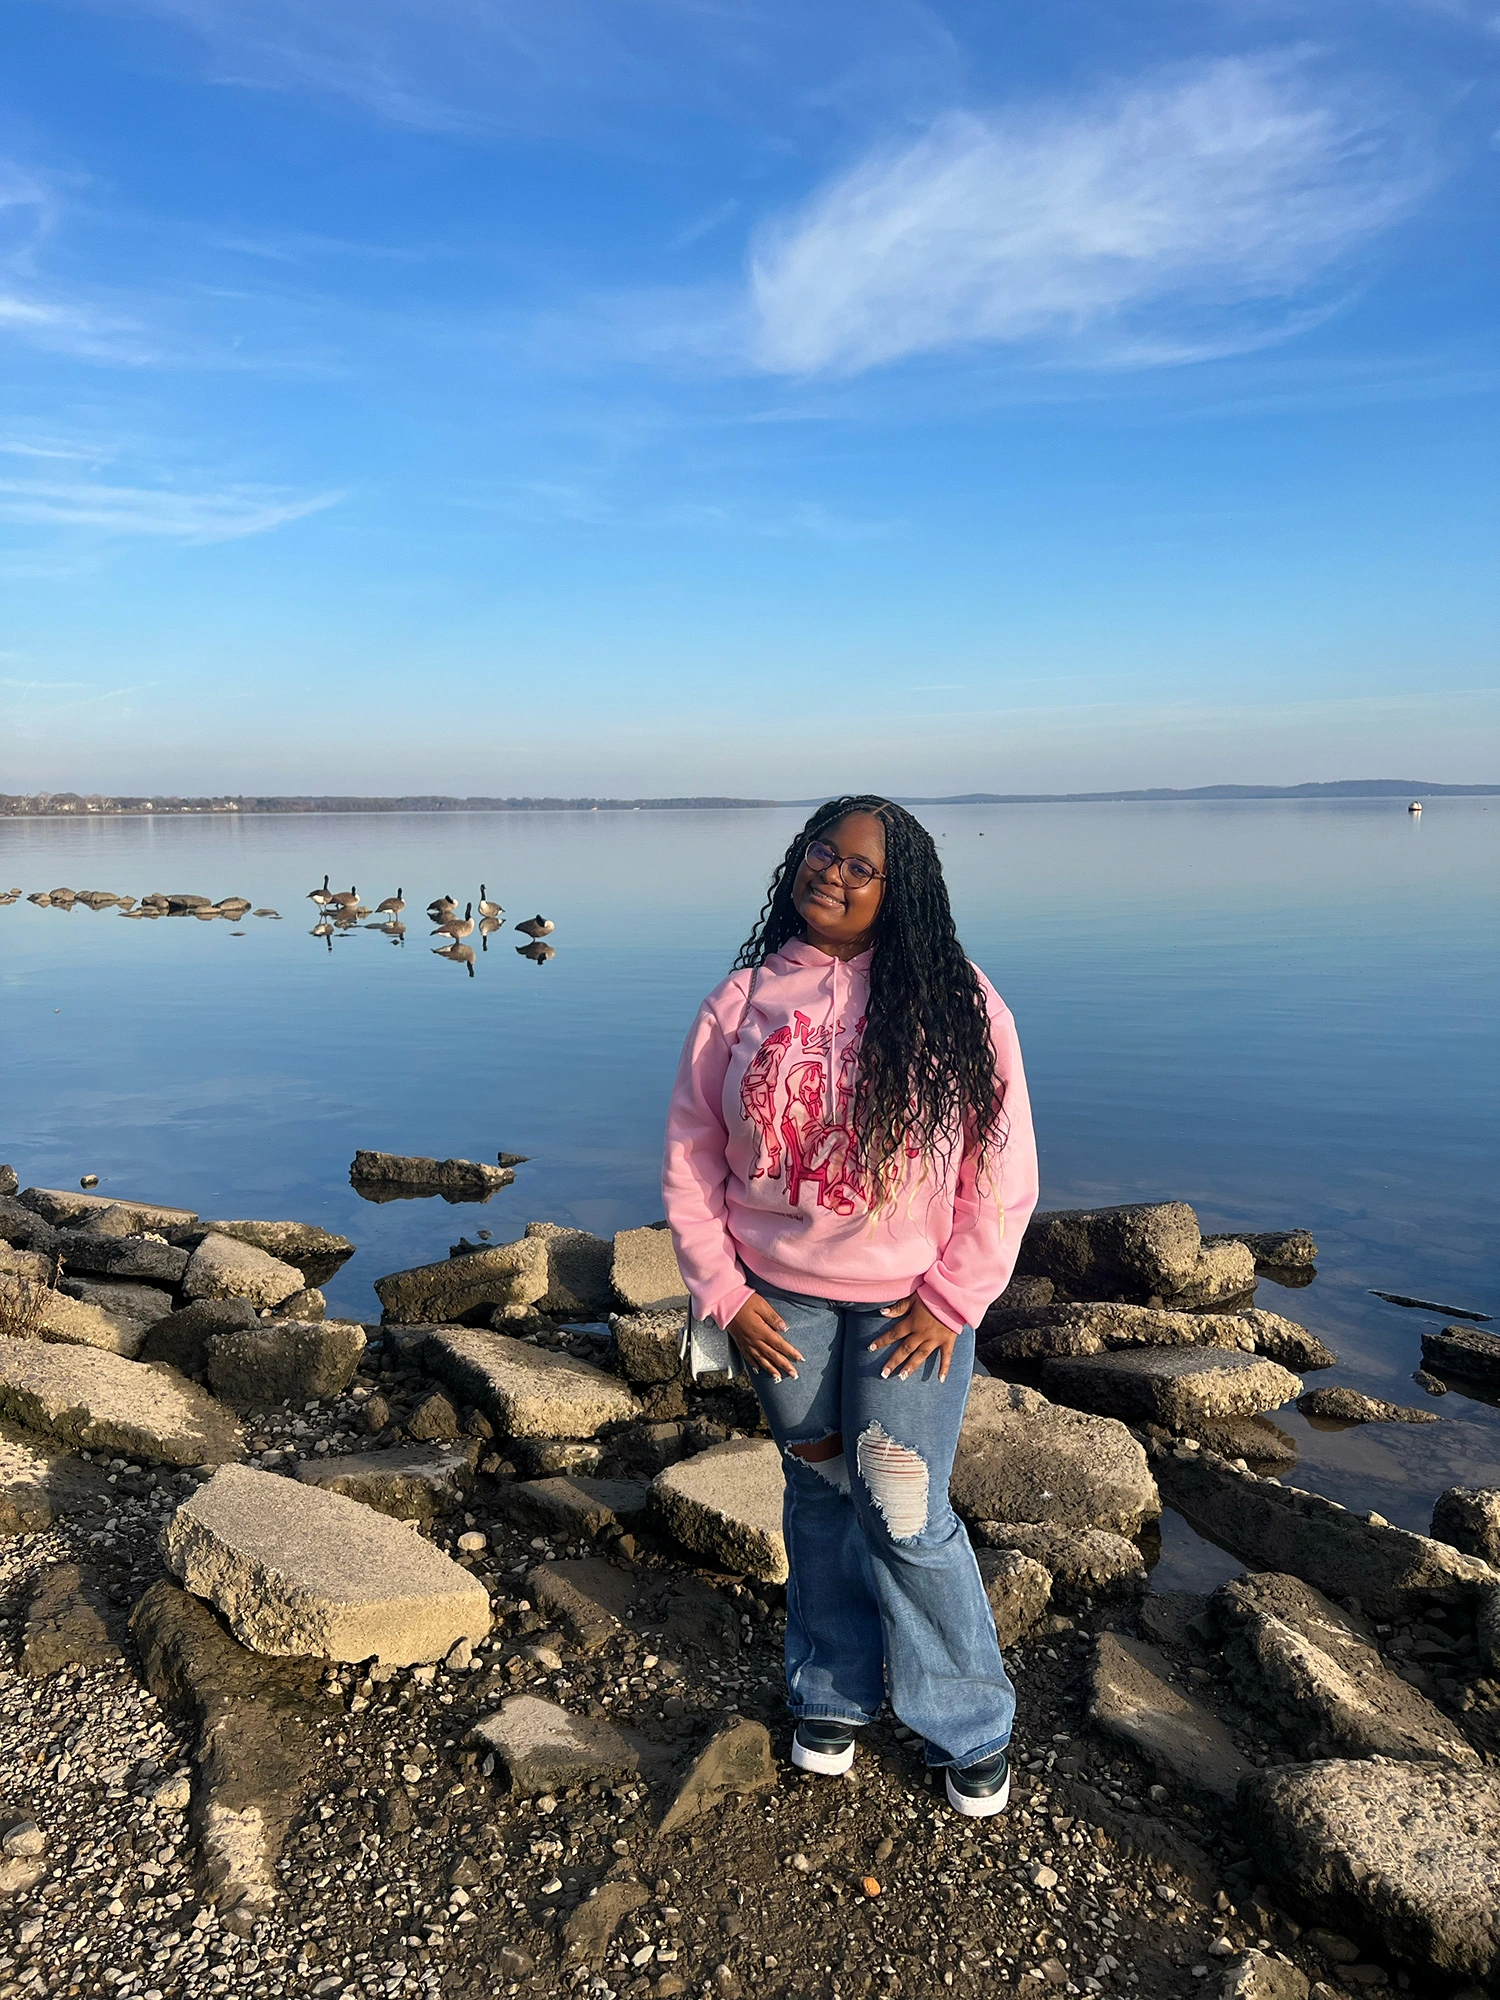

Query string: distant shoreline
1 778 1496 819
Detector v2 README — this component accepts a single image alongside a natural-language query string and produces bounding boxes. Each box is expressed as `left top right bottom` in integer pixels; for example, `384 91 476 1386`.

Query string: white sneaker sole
791 1735 856 1777
945 1766 1011 1818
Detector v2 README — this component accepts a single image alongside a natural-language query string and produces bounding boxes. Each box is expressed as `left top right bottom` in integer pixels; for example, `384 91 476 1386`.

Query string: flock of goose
306 876 556 975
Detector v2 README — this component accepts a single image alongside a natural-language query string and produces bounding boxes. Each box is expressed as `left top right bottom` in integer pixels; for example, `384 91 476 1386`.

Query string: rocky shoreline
0 1172 1497 2000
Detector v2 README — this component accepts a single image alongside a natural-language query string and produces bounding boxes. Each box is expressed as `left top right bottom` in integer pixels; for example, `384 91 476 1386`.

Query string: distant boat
1408 801 1422 815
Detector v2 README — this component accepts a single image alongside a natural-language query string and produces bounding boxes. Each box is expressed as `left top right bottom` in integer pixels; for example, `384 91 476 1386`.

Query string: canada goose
427 893 456 918
432 902 475 940
515 913 554 938
477 884 502 918
433 941 476 977
376 887 405 917
308 875 332 906
327 886 360 910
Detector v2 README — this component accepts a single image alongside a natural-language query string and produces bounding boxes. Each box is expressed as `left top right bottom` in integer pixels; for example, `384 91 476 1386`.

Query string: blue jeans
743 1273 1015 1770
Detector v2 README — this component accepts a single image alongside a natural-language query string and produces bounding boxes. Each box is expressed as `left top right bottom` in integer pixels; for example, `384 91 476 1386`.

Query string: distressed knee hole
856 1422 929 1540
787 1433 849 1493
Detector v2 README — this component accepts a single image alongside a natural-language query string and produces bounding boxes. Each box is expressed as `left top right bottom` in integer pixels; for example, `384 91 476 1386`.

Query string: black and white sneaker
791 1721 859 1776
945 1748 1011 1818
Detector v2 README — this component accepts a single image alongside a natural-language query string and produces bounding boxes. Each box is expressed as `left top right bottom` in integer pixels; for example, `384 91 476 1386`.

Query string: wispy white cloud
748 56 1438 375
0 477 344 541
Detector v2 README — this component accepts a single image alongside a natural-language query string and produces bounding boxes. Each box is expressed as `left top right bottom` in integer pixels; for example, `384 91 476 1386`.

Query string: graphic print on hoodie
663 939 1039 1337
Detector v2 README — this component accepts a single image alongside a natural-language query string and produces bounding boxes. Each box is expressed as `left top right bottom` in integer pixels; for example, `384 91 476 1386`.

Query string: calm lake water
3 799 1497 1589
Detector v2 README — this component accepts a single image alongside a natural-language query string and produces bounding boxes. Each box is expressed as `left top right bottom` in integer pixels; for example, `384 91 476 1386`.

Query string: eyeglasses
804 837 886 891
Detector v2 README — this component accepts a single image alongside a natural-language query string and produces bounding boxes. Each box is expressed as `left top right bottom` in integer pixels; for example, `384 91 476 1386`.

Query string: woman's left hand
868 1295 961 1382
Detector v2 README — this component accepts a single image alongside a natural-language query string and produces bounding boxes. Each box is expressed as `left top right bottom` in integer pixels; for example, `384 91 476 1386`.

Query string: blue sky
2 0 1497 797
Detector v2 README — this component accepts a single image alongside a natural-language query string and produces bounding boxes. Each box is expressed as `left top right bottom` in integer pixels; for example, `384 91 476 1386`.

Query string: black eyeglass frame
803 836 887 891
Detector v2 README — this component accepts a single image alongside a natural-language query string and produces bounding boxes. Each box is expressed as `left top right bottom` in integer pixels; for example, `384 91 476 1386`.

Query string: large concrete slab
1240 1760 1500 1984
1014 1201 1202 1300
0 1338 242 1464
526 1222 615 1316
421 1325 639 1438
611 1225 687 1312
17 1187 197 1231
610 1310 684 1386
979 1300 1334 1372
199 1220 354 1286
1162 1239 1257 1308
0 1278 149 1358
138 1298 259 1378
60 1277 176 1326
1040 1347 1302 1427
1088 1631 1252 1801
164 1464 491 1663
1422 1324 1500 1389
294 1443 478 1523
184 1233 305 1310
57 1234 189 1284
651 1437 787 1583
1153 1441 1498 1619
373 1238 548 1324
204 1319 366 1409
1213 1571 1478 1766
950 1377 1160 1537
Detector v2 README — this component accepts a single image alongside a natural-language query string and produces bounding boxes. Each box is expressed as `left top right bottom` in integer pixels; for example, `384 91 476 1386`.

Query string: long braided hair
733 796 1006 1206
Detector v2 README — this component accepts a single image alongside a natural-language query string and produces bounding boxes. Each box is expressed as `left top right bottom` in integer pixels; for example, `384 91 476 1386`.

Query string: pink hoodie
662 938 1038 1336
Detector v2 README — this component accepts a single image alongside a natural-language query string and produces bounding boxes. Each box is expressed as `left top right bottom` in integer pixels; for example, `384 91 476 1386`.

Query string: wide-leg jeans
742 1274 1015 1771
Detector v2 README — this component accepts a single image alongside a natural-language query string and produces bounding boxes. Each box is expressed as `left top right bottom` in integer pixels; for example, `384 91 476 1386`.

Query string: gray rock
1421 1325 1500 1388
1297 1387 1439 1425
1218 1953 1309 2000
277 1287 326 1322
611 1310 684 1386
986 1274 1054 1314
525 1221 615 1316
1478 1589 1500 1674
374 1237 549 1324
0 1243 56 1285
1431 1487 1500 1565
1087 1631 1251 1800
59 1276 177 1325
498 1475 647 1544
406 1390 462 1441
611 1225 688 1311
0 1340 242 1464
164 1464 491 1663
138 1297 260 1378
1014 1200 1202 1300
972 1522 1147 1607
0 1166 15 1198
183 1233 305 1310
1041 1348 1302 1427
131 1579 333 1919
651 1438 788 1583
1154 1444 1498 1619
657 1718 776 1834
950 1377 1161 1537
53 1234 189 1284
0 1419 110 1532
1204 1229 1318 1271
350 1150 515 1198
1213 1572 1479 1766
510 1439 603 1477
0 1196 61 1255
979 1301 1334 1371
18 1186 197 1231
294 1443 478 1523
470 1694 638 1796
205 1319 366 1410
421 1326 640 1439
1191 1415 1299 1468
975 1547 1052 1645
19 1562 119 1676
0 1276 151 1357
198 1220 354 1286
1412 1368 1448 1396
562 1880 650 1965
1239 1759 1500 1983
524 1560 624 1651
1163 1239 1257 1309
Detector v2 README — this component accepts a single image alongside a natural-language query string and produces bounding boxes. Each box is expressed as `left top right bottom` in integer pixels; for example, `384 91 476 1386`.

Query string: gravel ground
0 1336 1432 2000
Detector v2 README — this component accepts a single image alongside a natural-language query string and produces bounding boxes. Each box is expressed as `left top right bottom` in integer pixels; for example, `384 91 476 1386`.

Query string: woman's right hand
727 1293 804 1382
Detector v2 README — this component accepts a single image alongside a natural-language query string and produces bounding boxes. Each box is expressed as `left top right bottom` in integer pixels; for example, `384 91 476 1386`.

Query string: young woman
662 796 1038 1818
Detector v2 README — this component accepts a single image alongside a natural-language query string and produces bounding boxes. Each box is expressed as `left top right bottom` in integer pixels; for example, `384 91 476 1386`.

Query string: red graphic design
741 1012 868 1215
740 1025 793 1179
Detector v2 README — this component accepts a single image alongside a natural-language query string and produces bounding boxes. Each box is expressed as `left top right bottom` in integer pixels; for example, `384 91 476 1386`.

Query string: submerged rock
950 1377 1160 1537
1297 1386 1439 1425
1421 1324 1500 1389
164 1464 491 1663
1239 1759 1500 1984
350 1150 514 1200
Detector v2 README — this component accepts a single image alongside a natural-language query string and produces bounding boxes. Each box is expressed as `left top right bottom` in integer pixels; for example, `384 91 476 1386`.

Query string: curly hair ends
733 796 1006 1201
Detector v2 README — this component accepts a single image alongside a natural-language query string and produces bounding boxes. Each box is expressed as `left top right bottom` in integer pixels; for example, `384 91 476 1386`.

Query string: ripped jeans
743 1273 1015 1770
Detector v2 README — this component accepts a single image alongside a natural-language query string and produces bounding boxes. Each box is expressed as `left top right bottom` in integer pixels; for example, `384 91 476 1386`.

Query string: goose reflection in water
311 919 334 951
367 918 406 944
433 941 477 976
478 914 501 950
516 939 555 965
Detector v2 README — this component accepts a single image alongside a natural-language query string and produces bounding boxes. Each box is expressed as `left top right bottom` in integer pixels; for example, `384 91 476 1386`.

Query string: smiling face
791 809 887 959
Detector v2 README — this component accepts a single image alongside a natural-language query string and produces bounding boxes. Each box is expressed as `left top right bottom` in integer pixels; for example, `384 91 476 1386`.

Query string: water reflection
516 939 556 964
433 940 477 977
